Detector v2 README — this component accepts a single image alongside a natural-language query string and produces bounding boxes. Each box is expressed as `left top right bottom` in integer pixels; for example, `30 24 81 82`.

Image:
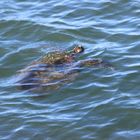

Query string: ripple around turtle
0 0 140 139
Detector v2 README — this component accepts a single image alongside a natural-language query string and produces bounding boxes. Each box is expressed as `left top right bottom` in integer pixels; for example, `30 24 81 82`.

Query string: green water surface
0 0 140 140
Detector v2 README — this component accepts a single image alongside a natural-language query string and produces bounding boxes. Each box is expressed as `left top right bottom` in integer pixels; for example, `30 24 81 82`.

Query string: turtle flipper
78 59 114 69
16 63 53 90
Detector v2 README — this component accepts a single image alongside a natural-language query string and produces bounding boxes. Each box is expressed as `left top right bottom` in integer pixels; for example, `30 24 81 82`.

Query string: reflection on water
0 0 140 139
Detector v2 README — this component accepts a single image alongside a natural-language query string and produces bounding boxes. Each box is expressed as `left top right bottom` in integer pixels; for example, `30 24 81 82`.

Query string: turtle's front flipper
78 59 114 69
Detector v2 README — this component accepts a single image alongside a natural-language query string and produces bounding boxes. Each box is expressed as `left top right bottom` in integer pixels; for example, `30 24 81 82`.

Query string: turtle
16 45 113 91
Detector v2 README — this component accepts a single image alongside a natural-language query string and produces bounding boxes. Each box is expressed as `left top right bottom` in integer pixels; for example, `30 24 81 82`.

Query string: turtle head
73 45 84 54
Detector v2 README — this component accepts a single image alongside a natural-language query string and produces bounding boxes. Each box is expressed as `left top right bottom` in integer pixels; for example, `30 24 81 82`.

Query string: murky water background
0 0 140 139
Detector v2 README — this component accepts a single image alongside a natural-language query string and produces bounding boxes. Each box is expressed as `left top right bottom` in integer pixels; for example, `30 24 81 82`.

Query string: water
0 0 140 139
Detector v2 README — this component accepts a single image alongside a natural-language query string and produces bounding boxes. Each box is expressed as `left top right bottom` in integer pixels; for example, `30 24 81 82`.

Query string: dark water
0 0 140 139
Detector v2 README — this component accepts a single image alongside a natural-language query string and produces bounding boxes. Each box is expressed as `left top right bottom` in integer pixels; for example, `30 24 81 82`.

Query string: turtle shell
40 51 74 65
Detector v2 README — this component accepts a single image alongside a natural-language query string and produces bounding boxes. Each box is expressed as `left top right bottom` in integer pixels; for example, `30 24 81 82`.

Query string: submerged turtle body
17 63 78 90
16 45 113 90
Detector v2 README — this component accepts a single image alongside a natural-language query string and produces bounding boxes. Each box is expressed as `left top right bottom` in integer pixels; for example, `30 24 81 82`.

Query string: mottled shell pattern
40 51 72 64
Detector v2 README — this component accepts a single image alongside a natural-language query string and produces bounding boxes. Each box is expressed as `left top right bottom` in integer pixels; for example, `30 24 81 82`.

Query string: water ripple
0 0 140 139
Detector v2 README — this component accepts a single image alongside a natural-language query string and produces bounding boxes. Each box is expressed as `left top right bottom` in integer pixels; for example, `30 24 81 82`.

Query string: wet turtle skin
16 46 113 90
78 59 114 69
